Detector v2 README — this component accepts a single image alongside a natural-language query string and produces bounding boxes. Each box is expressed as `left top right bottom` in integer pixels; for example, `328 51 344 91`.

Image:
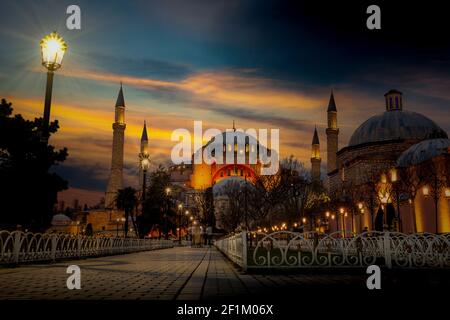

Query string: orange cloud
59 67 323 112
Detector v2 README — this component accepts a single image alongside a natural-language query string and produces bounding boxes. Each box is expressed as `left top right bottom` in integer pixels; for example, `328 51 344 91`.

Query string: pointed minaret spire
311 125 321 183
312 125 320 145
326 89 339 177
232 120 236 132
327 90 337 112
139 120 149 190
141 120 148 142
115 82 125 107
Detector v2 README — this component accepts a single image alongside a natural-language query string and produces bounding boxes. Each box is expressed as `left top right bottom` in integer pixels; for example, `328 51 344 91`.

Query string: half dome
397 138 450 167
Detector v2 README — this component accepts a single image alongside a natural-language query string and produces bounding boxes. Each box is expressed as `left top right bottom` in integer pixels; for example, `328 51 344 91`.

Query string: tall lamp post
139 154 150 238
185 210 189 240
140 154 150 201
178 203 183 243
40 31 67 143
164 187 171 240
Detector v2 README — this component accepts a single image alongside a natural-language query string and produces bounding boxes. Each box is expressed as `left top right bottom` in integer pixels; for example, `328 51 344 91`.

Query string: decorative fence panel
0 230 174 265
215 231 450 270
215 232 247 270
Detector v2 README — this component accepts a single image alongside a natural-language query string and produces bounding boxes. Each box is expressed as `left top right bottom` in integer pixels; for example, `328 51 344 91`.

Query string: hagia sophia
51 85 450 235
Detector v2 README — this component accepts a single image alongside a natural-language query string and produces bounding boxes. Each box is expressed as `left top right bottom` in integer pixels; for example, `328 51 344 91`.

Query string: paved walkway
0 247 390 300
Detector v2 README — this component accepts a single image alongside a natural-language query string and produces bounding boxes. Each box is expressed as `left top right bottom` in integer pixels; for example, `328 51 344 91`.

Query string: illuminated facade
170 130 268 190
322 89 449 233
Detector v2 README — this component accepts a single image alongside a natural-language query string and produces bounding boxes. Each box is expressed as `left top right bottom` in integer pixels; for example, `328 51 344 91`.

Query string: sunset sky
1 0 449 206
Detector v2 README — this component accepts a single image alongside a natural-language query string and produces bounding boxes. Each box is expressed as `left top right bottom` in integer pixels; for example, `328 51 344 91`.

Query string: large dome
348 110 447 147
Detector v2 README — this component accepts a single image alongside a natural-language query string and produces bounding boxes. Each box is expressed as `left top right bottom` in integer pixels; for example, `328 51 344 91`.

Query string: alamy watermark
171 121 280 175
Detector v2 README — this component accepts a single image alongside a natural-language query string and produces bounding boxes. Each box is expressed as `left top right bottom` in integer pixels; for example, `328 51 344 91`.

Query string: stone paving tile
0 246 372 300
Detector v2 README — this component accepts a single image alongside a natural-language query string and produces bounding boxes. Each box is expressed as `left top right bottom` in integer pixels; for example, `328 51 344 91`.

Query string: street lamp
422 185 430 197
120 217 125 237
140 153 150 203
162 187 172 240
139 155 150 238
178 203 183 243
445 188 450 199
40 31 67 142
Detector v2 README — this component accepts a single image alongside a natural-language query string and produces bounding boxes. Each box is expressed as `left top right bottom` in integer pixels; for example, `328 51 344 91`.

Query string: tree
360 170 383 230
248 173 282 227
219 180 245 232
374 207 384 231
193 187 215 228
0 99 68 231
304 184 330 230
139 165 175 238
397 165 425 233
115 187 138 237
421 160 447 233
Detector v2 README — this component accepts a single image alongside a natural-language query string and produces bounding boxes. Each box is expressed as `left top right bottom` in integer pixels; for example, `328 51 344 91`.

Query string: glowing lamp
422 186 429 196
40 31 67 71
140 157 150 171
445 188 450 198
390 169 397 182
325 211 330 217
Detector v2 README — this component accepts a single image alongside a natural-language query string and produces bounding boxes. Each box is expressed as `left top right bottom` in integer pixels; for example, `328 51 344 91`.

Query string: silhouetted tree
193 187 215 227
0 99 68 231
115 187 138 237
220 180 245 232
374 207 384 231
386 203 396 230
140 165 175 238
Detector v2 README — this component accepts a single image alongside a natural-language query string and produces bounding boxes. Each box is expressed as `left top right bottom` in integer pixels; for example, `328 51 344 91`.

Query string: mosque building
317 89 450 233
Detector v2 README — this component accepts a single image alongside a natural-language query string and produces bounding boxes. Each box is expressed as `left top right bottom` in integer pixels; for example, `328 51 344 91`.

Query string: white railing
215 231 450 270
215 232 247 270
0 230 174 265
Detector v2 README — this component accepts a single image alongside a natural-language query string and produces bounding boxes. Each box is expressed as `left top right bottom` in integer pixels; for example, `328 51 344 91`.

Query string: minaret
311 126 321 183
326 90 339 174
139 121 149 189
105 84 126 209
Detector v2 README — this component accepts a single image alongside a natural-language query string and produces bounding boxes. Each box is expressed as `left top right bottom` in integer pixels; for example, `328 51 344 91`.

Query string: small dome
348 110 447 147
51 214 72 226
397 138 450 167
